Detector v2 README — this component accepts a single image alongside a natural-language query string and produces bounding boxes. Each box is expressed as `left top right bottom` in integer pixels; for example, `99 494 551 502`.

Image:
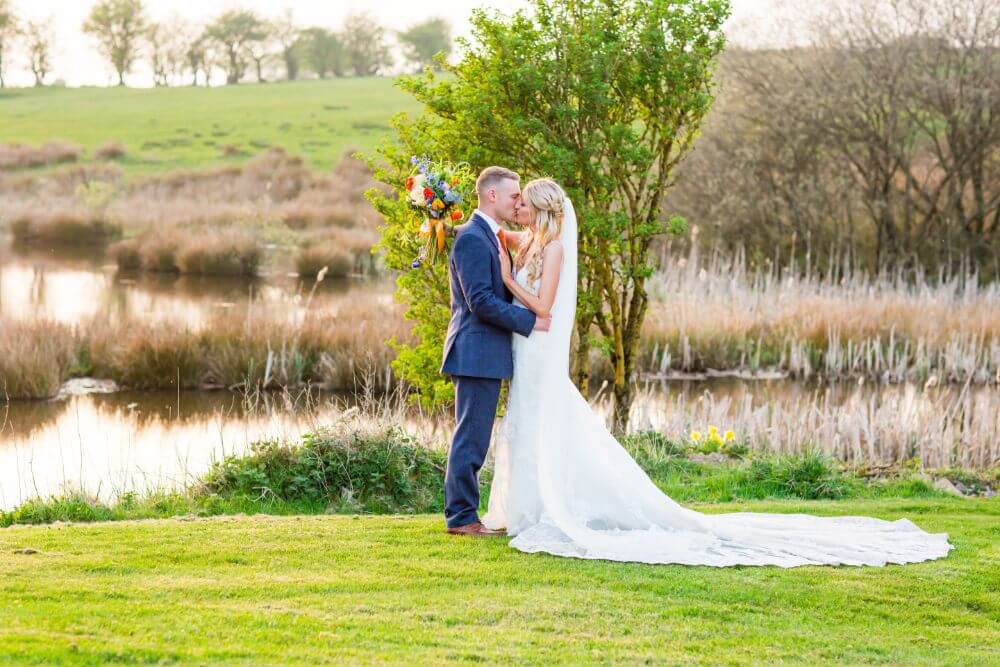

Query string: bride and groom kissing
438 165 951 567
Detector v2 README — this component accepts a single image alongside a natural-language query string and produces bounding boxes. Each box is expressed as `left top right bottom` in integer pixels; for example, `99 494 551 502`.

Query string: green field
1 499 997 665
0 79 421 174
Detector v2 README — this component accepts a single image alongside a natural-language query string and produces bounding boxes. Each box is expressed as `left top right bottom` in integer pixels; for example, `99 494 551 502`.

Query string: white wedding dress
482 199 952 567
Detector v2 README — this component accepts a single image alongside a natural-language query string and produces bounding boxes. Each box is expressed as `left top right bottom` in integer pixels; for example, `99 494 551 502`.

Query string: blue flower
411 258 422 269
410 156 419 165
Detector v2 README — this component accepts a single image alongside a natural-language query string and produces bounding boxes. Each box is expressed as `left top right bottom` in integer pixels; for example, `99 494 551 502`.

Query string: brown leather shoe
446 521 506 537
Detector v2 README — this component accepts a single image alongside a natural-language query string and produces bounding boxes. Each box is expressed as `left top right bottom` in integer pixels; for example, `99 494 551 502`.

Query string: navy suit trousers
445 375 502 528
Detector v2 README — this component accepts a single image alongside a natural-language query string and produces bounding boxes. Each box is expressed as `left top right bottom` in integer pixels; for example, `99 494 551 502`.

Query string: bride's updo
519 178 566 284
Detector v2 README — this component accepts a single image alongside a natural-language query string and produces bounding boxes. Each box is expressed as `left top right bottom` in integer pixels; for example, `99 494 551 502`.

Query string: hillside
0 78 422 174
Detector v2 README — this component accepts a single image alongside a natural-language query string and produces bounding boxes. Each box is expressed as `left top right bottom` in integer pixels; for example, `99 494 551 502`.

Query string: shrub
0 142 81 170
95 141 127 161
201 426 446 514
175 233 261 276
139 235 181 272
622 431 689 474
736 451 855 500
0 320 76 399
8 208 121 244
108 238 142 270
295 242 354 278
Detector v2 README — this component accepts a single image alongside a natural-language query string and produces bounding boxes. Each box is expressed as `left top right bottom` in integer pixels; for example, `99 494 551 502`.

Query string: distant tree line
0 0 452 88
670 0 999 277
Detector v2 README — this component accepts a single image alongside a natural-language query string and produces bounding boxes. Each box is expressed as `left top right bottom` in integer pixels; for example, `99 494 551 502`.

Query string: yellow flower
707 425 719 436
724 430 736 442
432 198 445 210
690 431 703 442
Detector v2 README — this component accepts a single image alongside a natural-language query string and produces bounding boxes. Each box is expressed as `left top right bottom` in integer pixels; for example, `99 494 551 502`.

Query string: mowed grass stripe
1 500 997 665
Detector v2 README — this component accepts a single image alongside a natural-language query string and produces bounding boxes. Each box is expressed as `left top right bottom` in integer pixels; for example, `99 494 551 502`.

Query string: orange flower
451 178 460 186
405 176 415 190
450 209 463 222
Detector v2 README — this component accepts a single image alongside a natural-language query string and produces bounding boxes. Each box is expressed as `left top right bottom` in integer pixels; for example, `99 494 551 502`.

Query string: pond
1 242 998 510
3 377 997 511
0 240 386 326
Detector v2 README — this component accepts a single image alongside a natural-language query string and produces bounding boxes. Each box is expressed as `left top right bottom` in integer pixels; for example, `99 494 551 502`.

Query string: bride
481 177 952 567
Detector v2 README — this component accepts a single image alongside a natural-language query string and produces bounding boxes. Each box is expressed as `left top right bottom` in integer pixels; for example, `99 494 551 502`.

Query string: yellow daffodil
690 431 703 442
725 430 736 442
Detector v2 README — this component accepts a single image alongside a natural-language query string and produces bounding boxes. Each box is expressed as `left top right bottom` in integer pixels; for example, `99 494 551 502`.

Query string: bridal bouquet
405 156 471 268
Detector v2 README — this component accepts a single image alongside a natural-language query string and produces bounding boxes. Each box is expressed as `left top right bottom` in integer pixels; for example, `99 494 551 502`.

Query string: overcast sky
2 0 802 87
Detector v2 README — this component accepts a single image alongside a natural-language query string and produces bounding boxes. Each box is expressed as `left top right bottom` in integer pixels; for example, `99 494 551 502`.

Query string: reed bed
638 247 1000 384
7 206 121 244
110 230 262 276
0 142 80 170
627 381 1000 471
94 141 127 161
295 242 355 278
0 320 77 400
0 291 407 400
1 149 381 276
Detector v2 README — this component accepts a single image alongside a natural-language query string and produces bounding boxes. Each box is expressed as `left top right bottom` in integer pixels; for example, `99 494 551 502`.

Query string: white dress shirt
474 208 502 242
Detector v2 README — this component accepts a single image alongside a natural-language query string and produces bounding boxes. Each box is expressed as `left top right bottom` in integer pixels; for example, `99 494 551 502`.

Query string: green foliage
341 12 393 77
736 451 855 500
363 123 475 408
204 10 269 84
298 27 343 79
201 426 447 514
621 430 689 478
82 0 147 86
378 0 730 424
397 18 452 72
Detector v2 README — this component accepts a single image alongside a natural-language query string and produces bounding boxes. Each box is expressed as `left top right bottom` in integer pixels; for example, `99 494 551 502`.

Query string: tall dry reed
636 246 1000 384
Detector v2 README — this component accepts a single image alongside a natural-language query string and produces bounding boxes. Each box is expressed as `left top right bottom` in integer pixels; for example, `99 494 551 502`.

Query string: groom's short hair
476 166 520 195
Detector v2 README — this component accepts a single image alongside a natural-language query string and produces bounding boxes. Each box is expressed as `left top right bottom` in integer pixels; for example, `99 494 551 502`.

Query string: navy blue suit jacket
440 213 536 379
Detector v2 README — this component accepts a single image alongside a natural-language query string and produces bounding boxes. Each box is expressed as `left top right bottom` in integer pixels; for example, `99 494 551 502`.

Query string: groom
440 166 551 536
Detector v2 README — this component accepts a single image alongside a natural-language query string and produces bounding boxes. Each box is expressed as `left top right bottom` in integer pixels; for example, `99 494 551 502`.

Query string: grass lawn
0 79 420 174
1 497 997 665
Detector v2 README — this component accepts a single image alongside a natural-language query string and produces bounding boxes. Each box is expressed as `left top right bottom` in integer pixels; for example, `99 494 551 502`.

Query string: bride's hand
498 247 513 282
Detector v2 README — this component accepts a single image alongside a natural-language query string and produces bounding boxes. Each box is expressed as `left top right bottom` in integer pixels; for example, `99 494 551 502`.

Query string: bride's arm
499 241 563 319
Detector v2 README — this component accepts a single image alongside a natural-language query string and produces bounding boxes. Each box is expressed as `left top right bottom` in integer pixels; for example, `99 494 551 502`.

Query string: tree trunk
611 379 633 437
574 318 592 398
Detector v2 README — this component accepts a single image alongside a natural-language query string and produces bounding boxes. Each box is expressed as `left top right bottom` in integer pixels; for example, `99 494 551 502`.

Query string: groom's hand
534 316 552 332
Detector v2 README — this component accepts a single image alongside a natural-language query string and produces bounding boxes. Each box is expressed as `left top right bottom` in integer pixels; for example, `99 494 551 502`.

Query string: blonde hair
517 178 566 285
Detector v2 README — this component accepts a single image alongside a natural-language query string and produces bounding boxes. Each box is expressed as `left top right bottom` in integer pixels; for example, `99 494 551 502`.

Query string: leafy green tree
204 9 267 85
185 34 209 86
273 9 300 81
371 0 729 431
298 27 343 79
82 0 147 86
0 0 18 88
397 18 452 72
24 19 53 87
341 12 393 76
364 142 467 408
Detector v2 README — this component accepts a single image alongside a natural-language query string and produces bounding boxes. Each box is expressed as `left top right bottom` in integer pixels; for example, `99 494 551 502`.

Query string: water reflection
0 389 350 511
0 241 382 326
3 378 997 511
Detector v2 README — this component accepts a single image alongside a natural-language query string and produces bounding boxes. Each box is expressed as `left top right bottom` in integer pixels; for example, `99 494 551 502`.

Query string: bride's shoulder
543 239 564 260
